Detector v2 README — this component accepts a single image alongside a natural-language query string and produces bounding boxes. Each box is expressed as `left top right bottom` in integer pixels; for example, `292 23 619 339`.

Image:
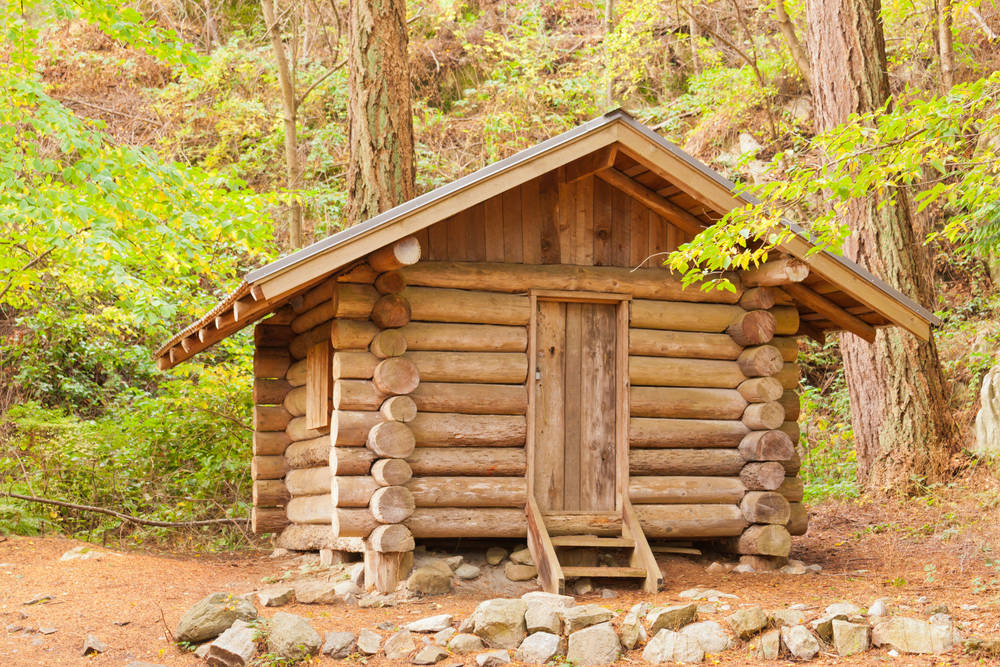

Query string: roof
155 109 940 369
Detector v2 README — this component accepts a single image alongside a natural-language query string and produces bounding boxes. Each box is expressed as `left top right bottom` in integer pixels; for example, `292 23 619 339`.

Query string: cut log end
373 357 420 395
367 420 416 458
727 310 777 346
369 486 416 524
368 236 421 273
371 294 412 329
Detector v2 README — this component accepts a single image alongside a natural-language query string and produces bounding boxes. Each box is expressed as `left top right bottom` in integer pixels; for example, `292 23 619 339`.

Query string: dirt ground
2 478 999 666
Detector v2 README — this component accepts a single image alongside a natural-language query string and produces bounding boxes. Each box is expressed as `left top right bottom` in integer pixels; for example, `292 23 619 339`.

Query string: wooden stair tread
561 566 647 578
550 535 635 548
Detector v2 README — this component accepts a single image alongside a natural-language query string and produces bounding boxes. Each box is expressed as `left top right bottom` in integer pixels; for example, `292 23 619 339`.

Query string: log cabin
155 110 939 594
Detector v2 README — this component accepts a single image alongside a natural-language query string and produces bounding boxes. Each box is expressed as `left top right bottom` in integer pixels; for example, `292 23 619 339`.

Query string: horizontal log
252 455 288 480
399 322 527 352
287 494 332 524
405 508 528 538
739 430 795 462
630 449 745 476
331 320 378 350
371 458 412 486
373 357 420 395
286 416 328 442
374 270 406 295
787 503 808 536
727 310 777 346
286 436 329 469
630 386 747 420
401 261 742 303
776 363 801 390
367 421 416 458
253 480 290 508
332 476 378 507
629 328 742 360
252 507 289 535
254 430 291 456
410 382 527 415
742 402 786 430
630 300 742 332
741 491 791 523
330 446 375 475
407 447 526 476
370 329 407 358
291 284 378 334
290 323 331 359
630 418 750 447
544 513 622 536
254 406 292 432
283 386 307 417
629 356 747 389
333 507 378 537
737 377 783 403
333 351 378 379
286 359 307 386
727 524 791 557
370 486 415 523
371 294 411 329
255 323 293 347
772 336 799 362
737 345 784 378
407 351 528 384
772 306 800 336
739 287 777 310
331 411 382 446
367 523 414 553
333 380 385 411
404 286 530 325
285 466 331 496
629 477 746 504
741 258 809 287
290 278 335 314
368 236 421 273
405 477 527 507
740 461 787 490
777 477 804 502
637 504 748 538
410 413 527 446
255 348 291 379
779 390 801 421
380 395 417 422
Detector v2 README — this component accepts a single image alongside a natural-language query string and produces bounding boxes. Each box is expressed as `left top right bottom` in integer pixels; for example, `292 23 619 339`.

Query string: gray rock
924 603 950 616
413 644 449 664
474 598 527 648
357 628 382 654
176 593 257 644
705 561 732 574
681 621 733 654
521 591 576 607
573 577 593 595
60 545 106 561
726 606 767 640
206 620 257 666
696 603 716 615
832 619 869 656
256 586 294 607
647 603 697 633
349 562 365 587
826 601 863 617
678 588 737 601
871 616 960 654
406 614 453 633
433 627 456 645
486 547 508 565
385 630 417 660
194 644 211 659
780 561 809 575
268 612 321 660
563 604 614 633
780 625 819 660
504 561 537 581
642 629 704 664
358 592 396 608
38 627 57 635
811 609 854 642
407 566 452 595
476 649 511 666
444 555 464 570
524 602 563 635
929 613 953 627
81 634 107 656
509 548 533 565
619 606 647 650
732 563 755 573
334 580 362 597
322 631 356 658
448 633 485 653
567 622 621 666
600 588 616 599
770 608 807 627
975 363 1000 457
753 629 781 660
516 632 563 663
869 598 890 617
269 548 290 559
293 581 339 604
455 563 481 580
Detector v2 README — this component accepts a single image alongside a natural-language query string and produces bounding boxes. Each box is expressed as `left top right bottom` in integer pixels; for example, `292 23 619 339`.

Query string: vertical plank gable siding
420 170 692 267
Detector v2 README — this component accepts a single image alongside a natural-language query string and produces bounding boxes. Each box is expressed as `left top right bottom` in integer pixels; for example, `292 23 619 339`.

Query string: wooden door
533 300 619 512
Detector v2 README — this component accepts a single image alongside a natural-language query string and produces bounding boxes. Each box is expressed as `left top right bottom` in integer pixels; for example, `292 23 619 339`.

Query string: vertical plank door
533 300 618 513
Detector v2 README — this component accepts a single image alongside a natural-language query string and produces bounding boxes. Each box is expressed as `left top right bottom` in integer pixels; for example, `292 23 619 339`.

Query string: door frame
526 290 631 512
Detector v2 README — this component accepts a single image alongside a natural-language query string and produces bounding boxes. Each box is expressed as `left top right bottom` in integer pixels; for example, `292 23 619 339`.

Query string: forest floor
1 474 999 667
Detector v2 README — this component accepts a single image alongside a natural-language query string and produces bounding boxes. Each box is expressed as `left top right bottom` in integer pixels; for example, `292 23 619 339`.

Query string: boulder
871 616 960 654
681 621 733 654
176 593 258 644
455 563 481 580
769 608 807 627
642 629 704 664
509 548 533 565
753 629 781 660
322 631 356 658
475 649 511 666
407 566 452 595
619 605 648 650
974 363 1000 457
406 614 453 633
486 547 508 565
504 562 537 581
566 622 621 666
384 630 416 661
868 598 890 617
725 606 767 640
334 580 362 597
647 604 697 633
562 604 614 633
826 601 863 617
573 577 593 595
267 612 321 660
447 633 485 653
413 644 449 664
516 632 563 664
832 619 869 656
293 581 339 604
521 591 576 607
445 555 464 570
678 588 737 601
780 625 819 660
349 562 365 587
433 627 456 645
205 620 257 667
357 628 382 654
256 586 294 607
524 602 563 635
474 599 528 648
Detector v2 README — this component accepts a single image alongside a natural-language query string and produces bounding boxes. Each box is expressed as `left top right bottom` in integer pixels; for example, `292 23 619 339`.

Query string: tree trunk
806 0 957 493
935 0 955 91
773 0 812 88
346 0 415 224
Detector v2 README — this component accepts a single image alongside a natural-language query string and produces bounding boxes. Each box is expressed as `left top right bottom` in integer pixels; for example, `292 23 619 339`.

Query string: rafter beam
783 283 877 343
595 167 705 237
563 146 619 183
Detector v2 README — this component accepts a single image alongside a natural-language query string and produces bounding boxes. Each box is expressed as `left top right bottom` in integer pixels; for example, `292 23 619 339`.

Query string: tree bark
773 0 812 88
806 0 957 493
934 0 955 91
346 0 415 224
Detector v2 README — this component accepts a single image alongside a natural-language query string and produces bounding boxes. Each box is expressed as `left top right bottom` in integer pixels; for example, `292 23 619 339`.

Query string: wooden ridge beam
595 167 706 237
783 283 876 343
564 145 618 183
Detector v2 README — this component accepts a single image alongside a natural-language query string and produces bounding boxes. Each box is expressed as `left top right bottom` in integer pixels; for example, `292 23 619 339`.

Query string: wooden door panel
535 301 566 511
578 303 617 511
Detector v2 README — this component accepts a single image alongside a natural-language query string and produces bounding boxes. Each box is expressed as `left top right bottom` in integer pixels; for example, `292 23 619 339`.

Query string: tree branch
772 0 812 87
3 492 248 528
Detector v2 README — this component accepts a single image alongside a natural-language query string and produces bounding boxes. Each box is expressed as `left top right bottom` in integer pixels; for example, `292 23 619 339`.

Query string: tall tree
346 0 416 225
805 0 957 493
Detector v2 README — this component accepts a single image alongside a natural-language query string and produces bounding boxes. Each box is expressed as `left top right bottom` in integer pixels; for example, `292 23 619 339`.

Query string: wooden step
561 566 647 579
550 535 635 548
543 512 622 536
